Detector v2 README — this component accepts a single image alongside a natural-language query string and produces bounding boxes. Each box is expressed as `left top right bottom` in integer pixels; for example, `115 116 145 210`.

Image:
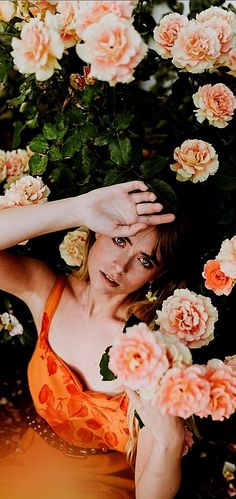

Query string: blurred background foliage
0 1 235 496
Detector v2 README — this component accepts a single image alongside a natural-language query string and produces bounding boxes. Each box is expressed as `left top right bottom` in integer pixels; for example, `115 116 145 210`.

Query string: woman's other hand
81 180 175 237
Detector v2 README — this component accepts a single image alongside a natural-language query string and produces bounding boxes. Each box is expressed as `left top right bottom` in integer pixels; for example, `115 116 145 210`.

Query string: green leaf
149 179 178 212
11 121 26 149
104 169 127 186
94 132 112 146
62 131 81 158
79 123 98 142
140 156 168 178
122 314 141 334
49 145 62 162
7 88 31 107
99 346 117 381
29 135 49 154
43 120 68 141
0 62 7 81
116 110 134 130
109 136 132 166
29 154 48 175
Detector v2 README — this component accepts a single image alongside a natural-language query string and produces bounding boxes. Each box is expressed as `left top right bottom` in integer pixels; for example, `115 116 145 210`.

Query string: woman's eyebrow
125 237 159 265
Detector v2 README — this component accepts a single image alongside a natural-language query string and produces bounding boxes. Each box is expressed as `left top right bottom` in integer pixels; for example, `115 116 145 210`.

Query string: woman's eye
113 237 126 247
139 257 153 269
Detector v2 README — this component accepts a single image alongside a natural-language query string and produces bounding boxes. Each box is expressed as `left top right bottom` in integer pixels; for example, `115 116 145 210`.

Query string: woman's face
87 228 161 296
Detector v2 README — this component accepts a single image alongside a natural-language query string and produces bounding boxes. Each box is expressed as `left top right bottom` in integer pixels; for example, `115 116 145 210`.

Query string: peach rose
154 331 192 369
0 312 23 337
172 21 221 73
196 6 236 28
201 18 233 60
170 139 219 183
27 0 58 19
224 355 236 374
11 13 64 81
153 13 188 59
202 259 234 296
193 83 236 128
0 1 16 22
59 227 89 267
225 48 236 77
197 359 236 420
55 1 80 49
108 322 169 390
217 235 236 279
0 150 6 183
76 13 148 86
157 365 210 418
5 149 30 183
76 1 134 39
155 288 218 348
4 175 50 206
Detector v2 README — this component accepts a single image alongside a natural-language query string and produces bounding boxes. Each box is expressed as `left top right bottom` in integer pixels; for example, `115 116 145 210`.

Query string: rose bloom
224 355 236 375
0 1 16 22
170 139 219 183
225 48 236 77
197 359 236 420
202 259 234 296
217 235 236 279
196 6 236 28
155 288 218 349
4 175 50 206
108 322 170 390
76 13 148 86
193 83 236 128
153 13 188 59
76 1 134 39
27 0 58 19
154 331 192 369
55 1 80 49
5 149 30 183
59 227 89 267
201 18 233 61
172 21 221 73
157 365 210 419
0 150 6 183
0 312 23 337
11 13 64 81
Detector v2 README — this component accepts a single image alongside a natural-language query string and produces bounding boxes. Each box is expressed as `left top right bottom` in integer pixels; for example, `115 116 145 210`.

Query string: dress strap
41 275 67 335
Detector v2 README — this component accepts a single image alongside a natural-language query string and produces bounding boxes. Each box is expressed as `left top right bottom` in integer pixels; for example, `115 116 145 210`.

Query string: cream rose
154 331 192 369
193 83 236 128
59 227 89 267
0 1 16 22
0 312 23 337
11 13 64 81
217 235 236 279
153 13 188 59
155 288 218 348
76 1 134 39
76 13 148 86
5 149 30 183
55 1 80 49
196 6 236 27
225 48 236 77
170 139 219 183
4 175 50 206
0 150 6 183
172 21 221 73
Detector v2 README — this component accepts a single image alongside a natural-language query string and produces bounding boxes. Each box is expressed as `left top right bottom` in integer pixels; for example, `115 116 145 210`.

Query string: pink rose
4 175 50 206
59 227 89 267
154 331 192 369
217 235 236 279
108 322 169 390
56 1 80 49
76 13 147 86
155 288 218 348
11 13 64 81
197 359 236 420
157 365 210 418
0 150 6 183
224 355 236 374
170 139 219 183
196 6 236 28
225 48 236 77
172 21 221 73
201 18 233 60
0 1 16 22
76 1 134 39
202 259 234 296
193 83 236 128
153 13 188 59
5 149 30 183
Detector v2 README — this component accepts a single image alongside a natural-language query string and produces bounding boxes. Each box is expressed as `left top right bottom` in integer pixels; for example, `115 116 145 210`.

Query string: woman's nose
112 257 129 275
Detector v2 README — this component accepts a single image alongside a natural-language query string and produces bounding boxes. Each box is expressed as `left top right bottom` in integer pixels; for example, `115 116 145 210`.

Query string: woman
0 180 186 499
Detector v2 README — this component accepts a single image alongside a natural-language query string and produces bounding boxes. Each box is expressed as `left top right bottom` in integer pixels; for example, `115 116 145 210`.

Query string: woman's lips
100 271 119 287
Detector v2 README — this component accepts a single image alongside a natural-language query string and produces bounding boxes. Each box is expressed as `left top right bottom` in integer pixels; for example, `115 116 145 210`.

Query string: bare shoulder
0 249 57 329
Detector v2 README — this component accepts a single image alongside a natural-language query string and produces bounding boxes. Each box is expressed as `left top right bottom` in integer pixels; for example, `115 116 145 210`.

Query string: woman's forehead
131 227 159 251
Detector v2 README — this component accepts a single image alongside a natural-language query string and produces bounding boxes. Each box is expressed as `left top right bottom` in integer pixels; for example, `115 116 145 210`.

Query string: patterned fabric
27 276 130 452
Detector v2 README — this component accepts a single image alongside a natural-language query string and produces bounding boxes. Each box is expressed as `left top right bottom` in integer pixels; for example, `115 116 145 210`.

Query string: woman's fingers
131 191 157 204
136 201 163 216
122 180 148 192
138 213 175 225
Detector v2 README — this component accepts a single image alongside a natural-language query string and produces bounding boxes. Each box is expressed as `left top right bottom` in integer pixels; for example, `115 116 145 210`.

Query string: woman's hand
81 180 175 237
126 388 185 450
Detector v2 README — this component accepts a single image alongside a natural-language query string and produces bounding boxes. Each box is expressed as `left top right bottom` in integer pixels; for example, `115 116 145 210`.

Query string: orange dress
0 277 135 499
